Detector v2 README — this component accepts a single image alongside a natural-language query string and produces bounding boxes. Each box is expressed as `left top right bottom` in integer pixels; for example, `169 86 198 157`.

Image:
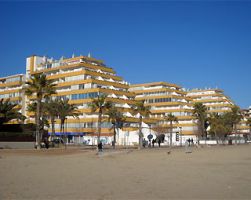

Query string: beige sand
1 145 251 200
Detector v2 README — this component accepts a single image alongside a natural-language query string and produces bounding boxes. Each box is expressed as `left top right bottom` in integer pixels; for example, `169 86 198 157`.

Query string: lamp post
179 126 182 147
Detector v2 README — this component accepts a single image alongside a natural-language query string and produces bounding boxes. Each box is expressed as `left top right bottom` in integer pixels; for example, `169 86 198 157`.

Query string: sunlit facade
25 54 140 144
0 74 25 123
187 88 251 138
129 82 198 145
238 108 251 136
0 55 250 145
187 88 234 114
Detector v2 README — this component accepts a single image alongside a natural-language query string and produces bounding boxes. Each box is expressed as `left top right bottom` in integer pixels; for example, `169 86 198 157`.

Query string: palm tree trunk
64 123 67 149
39 104 43 141
204 121 207 140
36 99 41 149
60 121 63 133
201 119 206 145
234 124 237 145
138 116 143 149
215 131 218 145
199 120 204 145
62 119 67 149
97 110 102 145
196 121 201 146
60 119 64 147
51 117 55 141
60 120 62 138
249 127 251 141
113 125 116 149
170 121 173 147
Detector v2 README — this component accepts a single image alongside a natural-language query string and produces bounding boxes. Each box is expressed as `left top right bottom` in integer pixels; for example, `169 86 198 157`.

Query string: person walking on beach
143 138 146 148
98 142 103 152
158 139 161 147
188 138 191 146
152 139 155 147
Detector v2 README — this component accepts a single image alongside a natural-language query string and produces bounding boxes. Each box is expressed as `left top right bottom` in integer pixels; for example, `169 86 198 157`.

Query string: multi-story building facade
25 54 152 144
248 106 251 136
0 74 25 122
187 88 251 140
0 54 250 145
129 82 198 145
187 88 234 114
187 88 234 139
238 108 251 136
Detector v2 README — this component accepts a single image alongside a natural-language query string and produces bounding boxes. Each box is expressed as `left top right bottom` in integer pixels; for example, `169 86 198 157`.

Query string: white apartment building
0 74 26 119
25 54 156 145
187 88 234 114
129 82 198 146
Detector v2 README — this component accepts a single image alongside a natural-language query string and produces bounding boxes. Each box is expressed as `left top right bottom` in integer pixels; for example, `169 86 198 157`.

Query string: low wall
0 142 34 149
199 139 247 145
199 140 218 145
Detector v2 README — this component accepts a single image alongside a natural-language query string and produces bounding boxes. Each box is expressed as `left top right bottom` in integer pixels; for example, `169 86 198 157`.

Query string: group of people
143 137 195 148
186 138 194 146
143 138 161 148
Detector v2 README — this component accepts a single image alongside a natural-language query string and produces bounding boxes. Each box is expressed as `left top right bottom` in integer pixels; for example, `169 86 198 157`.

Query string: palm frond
0 98 25 126
133 100 151 117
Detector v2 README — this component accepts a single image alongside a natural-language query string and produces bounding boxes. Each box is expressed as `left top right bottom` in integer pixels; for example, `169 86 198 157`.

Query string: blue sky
0 1 250 108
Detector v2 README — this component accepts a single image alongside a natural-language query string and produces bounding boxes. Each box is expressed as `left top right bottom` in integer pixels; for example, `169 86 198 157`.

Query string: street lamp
179 126 182 147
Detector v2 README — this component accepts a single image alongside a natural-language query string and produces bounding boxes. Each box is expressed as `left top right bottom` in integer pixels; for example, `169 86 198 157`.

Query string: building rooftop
0 74 24 81
130 81 181 89
188 88 223 93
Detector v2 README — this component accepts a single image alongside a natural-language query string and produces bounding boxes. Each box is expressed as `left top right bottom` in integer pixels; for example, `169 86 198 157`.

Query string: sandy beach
1 144 251 200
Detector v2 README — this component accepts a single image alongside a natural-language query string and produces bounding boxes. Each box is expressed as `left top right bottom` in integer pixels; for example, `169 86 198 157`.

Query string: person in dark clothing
143 138 146 148
44 137 49 149
98 142 103 152
158 139 161 147
191 138 194 146
152 139 155 147
188 138 191 146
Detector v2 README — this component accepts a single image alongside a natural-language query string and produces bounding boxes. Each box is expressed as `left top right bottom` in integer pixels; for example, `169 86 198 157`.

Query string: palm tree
106 106 125 149
27 102 49 134
57 98 79 146
222 112 236 135
193 102 207 142
132 100 150 149
0 98 25 126
230 106 243 144
208 113 226 144
164 113 178 147
44 98 60 140
88 94 112 145
24 73 56 149
220 106 242 144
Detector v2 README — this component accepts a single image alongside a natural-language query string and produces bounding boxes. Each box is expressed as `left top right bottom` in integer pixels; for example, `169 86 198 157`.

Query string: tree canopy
0 98 25 126
88 94 112 144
